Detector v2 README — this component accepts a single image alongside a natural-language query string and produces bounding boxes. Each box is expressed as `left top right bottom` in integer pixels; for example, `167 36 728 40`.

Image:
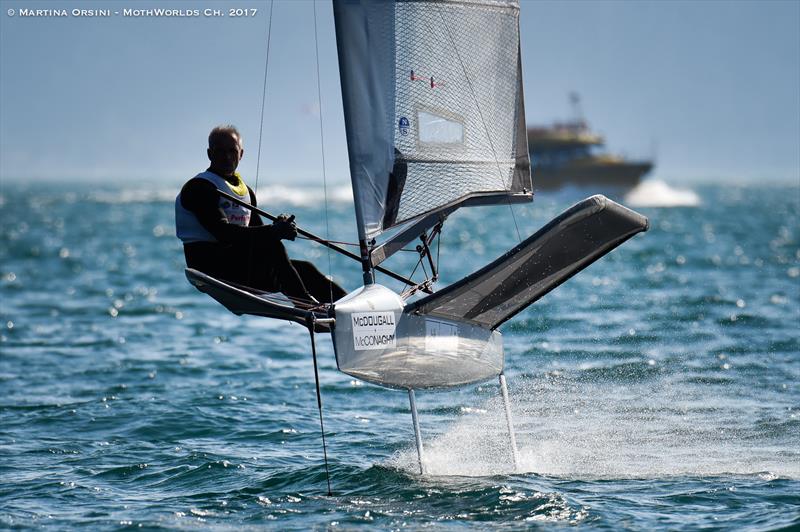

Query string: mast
332 0 395 285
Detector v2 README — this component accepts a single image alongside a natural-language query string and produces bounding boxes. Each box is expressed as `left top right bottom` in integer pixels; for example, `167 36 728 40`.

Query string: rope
312 1 334 304
247 0 275 284
399 253 425 298
254 0 275 191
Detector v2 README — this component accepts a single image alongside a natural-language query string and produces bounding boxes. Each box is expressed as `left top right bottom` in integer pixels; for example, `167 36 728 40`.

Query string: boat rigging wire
247 0 275 284
254 0 274 193
218 0 334 476
436 228 441 272
312 0 334 305
399 249 427 299
215 189 424 289
420 260 429 282
296 234 426 254
295 235 359 247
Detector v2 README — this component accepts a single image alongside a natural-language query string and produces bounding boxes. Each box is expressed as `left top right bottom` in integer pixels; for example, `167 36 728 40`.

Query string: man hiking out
175 125 346 306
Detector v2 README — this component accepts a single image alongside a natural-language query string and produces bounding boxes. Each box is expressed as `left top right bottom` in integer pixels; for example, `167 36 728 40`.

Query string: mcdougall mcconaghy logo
352 311 396 351
352 313 395 328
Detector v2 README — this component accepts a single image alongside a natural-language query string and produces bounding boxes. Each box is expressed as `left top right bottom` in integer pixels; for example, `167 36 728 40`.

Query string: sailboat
186 0 648 476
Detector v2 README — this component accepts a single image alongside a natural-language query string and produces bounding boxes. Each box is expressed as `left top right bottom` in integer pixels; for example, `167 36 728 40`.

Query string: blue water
1 181 798 530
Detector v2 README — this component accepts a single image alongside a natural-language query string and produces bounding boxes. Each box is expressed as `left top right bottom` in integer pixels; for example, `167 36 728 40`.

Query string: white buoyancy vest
175 171 252 243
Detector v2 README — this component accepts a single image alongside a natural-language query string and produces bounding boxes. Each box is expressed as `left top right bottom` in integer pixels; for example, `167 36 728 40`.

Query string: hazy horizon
1 0 798 186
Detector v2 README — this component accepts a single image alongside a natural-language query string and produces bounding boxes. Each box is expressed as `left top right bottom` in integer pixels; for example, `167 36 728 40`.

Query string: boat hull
331 284 503 390
533 160 653 190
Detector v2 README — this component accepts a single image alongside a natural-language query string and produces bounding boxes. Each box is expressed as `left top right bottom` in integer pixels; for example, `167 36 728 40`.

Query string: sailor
175 125 346 306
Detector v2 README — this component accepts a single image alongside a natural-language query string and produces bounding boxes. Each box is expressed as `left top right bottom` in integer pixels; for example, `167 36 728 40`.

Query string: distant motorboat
527 96 654 190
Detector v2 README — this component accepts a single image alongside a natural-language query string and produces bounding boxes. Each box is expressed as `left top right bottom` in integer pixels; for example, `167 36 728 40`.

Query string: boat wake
624 180 700 207
387 377 799 480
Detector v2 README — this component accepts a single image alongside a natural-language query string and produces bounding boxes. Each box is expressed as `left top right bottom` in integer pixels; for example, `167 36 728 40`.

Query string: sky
0 0 798 187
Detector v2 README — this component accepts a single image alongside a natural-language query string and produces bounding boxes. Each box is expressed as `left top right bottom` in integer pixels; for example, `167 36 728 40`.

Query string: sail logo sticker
398 116 409 136
410 69 444 88
352 312 396 351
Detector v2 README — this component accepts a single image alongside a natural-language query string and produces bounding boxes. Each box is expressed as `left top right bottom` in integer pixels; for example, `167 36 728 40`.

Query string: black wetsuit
179 176 346 304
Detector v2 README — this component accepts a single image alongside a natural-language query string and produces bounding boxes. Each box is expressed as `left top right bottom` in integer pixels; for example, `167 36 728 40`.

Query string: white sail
334 0 531 243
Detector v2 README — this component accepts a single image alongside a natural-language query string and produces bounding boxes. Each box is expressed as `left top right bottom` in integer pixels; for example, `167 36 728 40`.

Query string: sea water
1 180 798 530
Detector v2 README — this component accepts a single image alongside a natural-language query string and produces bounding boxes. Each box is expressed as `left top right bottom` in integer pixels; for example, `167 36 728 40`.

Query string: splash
388 376 799 480
624 180 700 207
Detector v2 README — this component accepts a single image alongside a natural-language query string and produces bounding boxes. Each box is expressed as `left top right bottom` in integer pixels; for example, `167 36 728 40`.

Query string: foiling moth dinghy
186 0 648 477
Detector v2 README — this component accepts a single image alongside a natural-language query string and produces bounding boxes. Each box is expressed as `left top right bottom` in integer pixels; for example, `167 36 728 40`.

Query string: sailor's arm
246 186 297 240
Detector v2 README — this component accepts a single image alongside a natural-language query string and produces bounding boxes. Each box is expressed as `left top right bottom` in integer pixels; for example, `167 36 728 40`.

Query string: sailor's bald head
208 125 242 149
207 125 244 177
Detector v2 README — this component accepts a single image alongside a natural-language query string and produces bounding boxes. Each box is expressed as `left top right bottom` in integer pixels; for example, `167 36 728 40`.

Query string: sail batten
334 0 531 249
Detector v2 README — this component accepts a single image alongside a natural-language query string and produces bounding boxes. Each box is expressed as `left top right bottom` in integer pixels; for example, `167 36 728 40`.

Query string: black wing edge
185 268 329 326
405 195 649 329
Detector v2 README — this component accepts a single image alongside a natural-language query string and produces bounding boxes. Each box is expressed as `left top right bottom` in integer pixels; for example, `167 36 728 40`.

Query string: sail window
417 110 464 145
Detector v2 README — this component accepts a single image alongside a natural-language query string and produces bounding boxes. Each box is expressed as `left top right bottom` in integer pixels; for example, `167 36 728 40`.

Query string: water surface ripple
1 182 798 530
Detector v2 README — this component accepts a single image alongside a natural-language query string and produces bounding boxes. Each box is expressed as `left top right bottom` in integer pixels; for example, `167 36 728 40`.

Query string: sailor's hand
276 213 294 223
273 217 297 241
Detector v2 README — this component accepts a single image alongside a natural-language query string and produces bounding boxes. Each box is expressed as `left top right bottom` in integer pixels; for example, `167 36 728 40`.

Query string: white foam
88 188 178 204
387 378 799 480
87 184 354 206
253 184 353 207
624 180 701 207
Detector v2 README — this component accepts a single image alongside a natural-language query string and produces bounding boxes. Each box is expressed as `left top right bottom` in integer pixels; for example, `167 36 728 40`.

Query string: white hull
331 284 503 390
